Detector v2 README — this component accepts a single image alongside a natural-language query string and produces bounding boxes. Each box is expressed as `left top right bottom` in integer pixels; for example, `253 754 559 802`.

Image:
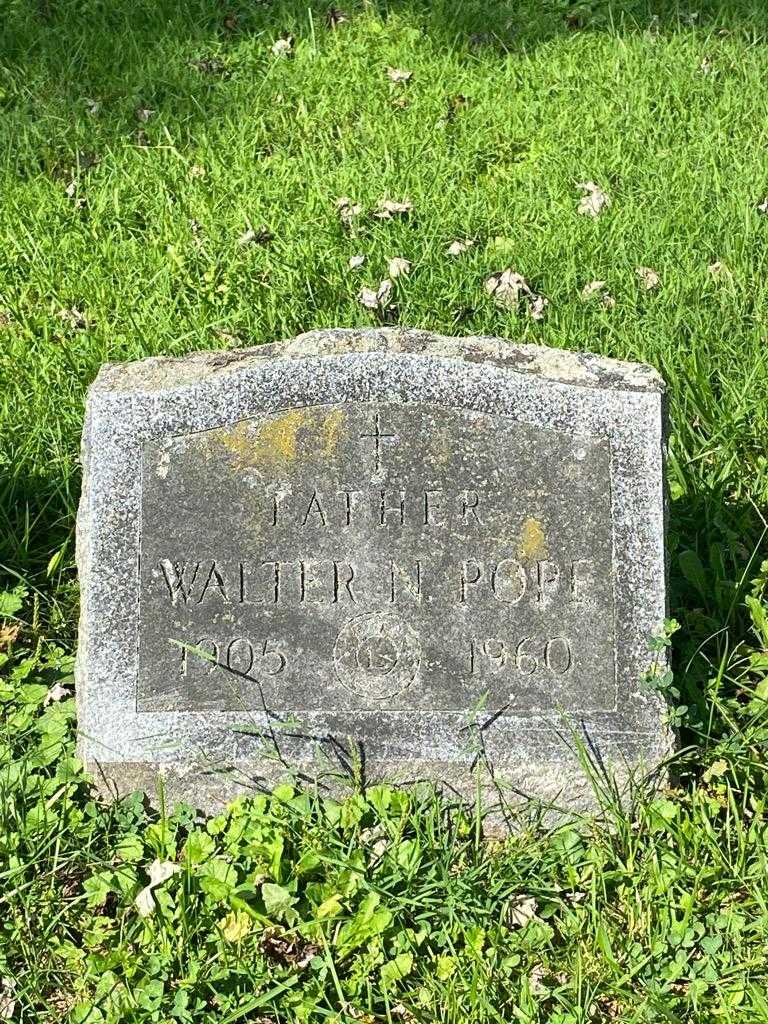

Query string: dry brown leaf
507 895 538 928
528 294 549 321
373 198 412 219
576 181 611 218
581 280 616 308
581 279 607 299
0 622 20 651
529 964 548 995
635 266 660 290
262 928 318 969
358 279 393 310
135 859 181 917
56 307 87 329
485 268 547 319
388 256 411 278
336 196 362 226
358 287 379 310
327 8 349 29
190 56 226 75
238 226 273 246
0 979 15 1022
348 254 366 270
271 35 294 57
44 682 72 705
391 1003 416 1022
446 238 475 256
485 268 527 309
387 67 413 84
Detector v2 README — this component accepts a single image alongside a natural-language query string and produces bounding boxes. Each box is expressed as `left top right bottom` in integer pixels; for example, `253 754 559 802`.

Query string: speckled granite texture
76 328 671 816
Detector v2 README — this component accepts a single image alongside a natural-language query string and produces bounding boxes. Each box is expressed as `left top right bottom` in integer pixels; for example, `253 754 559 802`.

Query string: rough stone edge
88 327 665 396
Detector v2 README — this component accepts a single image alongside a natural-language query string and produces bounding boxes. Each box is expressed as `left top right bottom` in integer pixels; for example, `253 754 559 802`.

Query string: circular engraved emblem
334 612 420 700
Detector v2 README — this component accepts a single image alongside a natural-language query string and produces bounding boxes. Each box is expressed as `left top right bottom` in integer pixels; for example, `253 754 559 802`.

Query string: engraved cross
359 413 397 474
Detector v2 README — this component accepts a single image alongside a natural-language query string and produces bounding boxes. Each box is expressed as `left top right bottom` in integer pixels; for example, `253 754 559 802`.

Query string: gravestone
76 328 670 811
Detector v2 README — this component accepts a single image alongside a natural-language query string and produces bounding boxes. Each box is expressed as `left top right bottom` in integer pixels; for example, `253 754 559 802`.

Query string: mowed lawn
2 1 768 1021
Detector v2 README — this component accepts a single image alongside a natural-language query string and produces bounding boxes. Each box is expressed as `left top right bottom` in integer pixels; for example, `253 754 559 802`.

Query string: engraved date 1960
467 636 573 676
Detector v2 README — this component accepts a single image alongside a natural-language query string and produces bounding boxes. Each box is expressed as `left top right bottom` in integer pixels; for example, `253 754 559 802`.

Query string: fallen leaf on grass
135 107 155 123
44 683 72 705
359 279 393 309
348 254 366 269
262 928 318 969
576 181 611 217
506 895 538 928
581 279 616 308
446 238 475 256
56 307 87 330
327 8 349 29
0 623 20 651
238 226 273 246
528 294 549 320
635 266 660 290
388 256 411 278
336 196 362 226
485 268 548 319
0 979 15 1021
373 198 412 219
271 35 294 57
387 67 413 83
64 180 87 209
529 964 548 995
190 57 226 75
135 859 181 917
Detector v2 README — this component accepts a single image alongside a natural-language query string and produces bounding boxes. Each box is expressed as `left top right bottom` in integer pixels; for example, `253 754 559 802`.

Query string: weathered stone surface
76 328 671 814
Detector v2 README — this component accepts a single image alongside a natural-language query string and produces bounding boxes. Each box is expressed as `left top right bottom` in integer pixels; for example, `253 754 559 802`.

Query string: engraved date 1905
179 637 287 678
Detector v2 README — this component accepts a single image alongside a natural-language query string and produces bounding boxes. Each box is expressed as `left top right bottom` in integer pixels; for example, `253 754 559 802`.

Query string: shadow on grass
4 0 768 110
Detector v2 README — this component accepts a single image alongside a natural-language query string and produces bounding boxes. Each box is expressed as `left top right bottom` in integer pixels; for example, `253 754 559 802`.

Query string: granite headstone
76 328 670 811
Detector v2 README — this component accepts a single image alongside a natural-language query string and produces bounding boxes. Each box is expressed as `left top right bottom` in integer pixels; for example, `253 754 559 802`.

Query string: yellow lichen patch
215 419 254 468
255 409 308 463
517 516 548 561
214 407 345 470
321 408 345 456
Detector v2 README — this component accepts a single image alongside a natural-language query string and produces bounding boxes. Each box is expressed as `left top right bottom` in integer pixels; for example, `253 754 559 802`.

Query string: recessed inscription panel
137 403 616 713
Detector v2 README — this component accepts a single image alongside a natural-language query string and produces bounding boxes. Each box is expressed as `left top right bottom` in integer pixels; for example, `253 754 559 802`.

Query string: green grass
3 0 768 1019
